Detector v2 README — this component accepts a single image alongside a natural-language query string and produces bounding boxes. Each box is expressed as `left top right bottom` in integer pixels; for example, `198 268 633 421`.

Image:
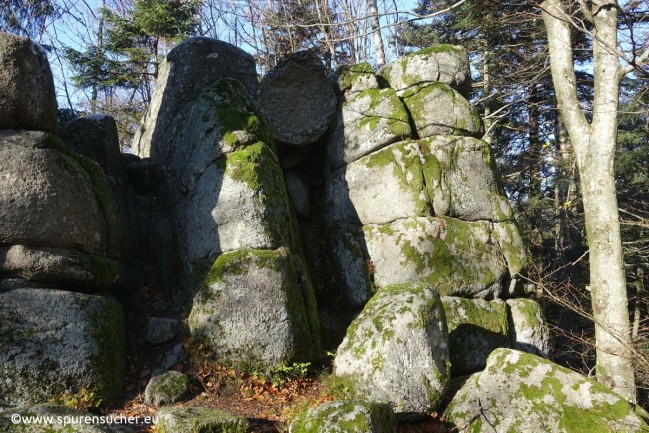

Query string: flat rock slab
289 400 396 433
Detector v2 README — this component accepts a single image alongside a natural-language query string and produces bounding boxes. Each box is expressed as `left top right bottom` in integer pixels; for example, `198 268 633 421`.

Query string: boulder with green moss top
188 247 320 368
323 141 429 227
156 407 248 433
0 288 125 407
326 88 412 171
0 404 131 432
289 400 396 433
334 283 450 416
442 297 510 375
331 63 380 97
0 32 57 132
402 83 482 138
444 348 649 432
362 217 508 298
144 370 189 407
421 135 514 222
132 37 258 158
507 298 553 357
378 45 471 98
59 114 121 176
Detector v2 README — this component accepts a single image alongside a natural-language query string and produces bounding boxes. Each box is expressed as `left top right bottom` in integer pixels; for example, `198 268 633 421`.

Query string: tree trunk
542 0 636 402
367 0 386 67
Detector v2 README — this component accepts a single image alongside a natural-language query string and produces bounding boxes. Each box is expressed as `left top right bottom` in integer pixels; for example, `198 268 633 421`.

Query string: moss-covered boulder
362 217 508 298
442 297 510 375
0 404 131 432
155 407 248 433
378 45 471 98
0 288 125 407
144 370 189 407
507 298 553 357
421 135 514 222
402 83 481 138
326 88 412 171
334 283 450 417
323 141 430 227
188 247 320 368
331 63 380 98
289 400 396 433
444 349 649 432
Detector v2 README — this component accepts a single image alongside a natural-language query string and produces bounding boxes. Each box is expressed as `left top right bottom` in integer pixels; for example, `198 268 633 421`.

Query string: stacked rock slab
0 32 126 406
132 38 321 369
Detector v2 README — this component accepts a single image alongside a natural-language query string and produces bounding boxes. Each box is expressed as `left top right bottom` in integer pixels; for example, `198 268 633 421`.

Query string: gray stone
258 51 337 151
0 32 57 132
402 83 482 138
59 114 121 175
188 247 320 369
284 172 311 219
334 283 450 416
144 370 189 407
144 317 180 345
493 221 529 292
0 404 131 432
507 298 553 357
289 400 396 433
0 288 125 406
327 231 373 308
442 297 510 375
132 37 258 158
331 63 380 97
444 348 649 433
155 407 248 433
378 45 471 97
326 88 412 171
157 343 187 369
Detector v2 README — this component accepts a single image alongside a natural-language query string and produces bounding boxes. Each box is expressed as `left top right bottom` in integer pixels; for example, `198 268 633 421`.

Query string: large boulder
289 401 396 433
0 405 131 432
258 51 337 156
0 32 57 132
155 407 248 433
378 45 471 97
334 283 450 417
132 37 258 158
507 298 553 357
0 288 125 406
444 349 649 432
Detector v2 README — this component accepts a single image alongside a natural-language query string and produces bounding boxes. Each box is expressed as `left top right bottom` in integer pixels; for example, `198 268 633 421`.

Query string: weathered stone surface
156 407 248 433
422 135 513 221
378 45 471 97
442 297 510 375
327 231 374 308
0 245 125 289
326 88 412 171
445 349 649 433
402 83 481 138
144 370 189 407
331 63 380 97
494 221 528 293
0 405 131 432
0 288 125 406
334 283 450 416
188 247 320 368
59 114 121 175
143 317 180 344
0 32 57 132
507 298 553 357
284 172 312 219
258 51 337 150
157 343 187 369
362 217 508 298
289 400 396 433
323 141 429 227
132 37 258 158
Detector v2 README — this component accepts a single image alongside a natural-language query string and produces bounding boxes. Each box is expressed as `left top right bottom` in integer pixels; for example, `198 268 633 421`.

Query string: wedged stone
289 400 396 433
188 247 320 368
0 288 125 406
0 32 57 132
442 297 510 375
143 317 180 344
378 45 471 97
59 114 121 175
156 407 248 433
362 217 508 298
444 348 649 433
422 135 513 221
258 51 337 151
334 283 450 416
284 172 312 219
0 404 131 432
157 343 187 369
402 83 481 138
144 370 189 407
323 141 429 227
326 88 412 171
132 37 258 157
0 245 125 289
327 230 374 308
331 63 380 97
493 221 528 291
507 298 553 357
